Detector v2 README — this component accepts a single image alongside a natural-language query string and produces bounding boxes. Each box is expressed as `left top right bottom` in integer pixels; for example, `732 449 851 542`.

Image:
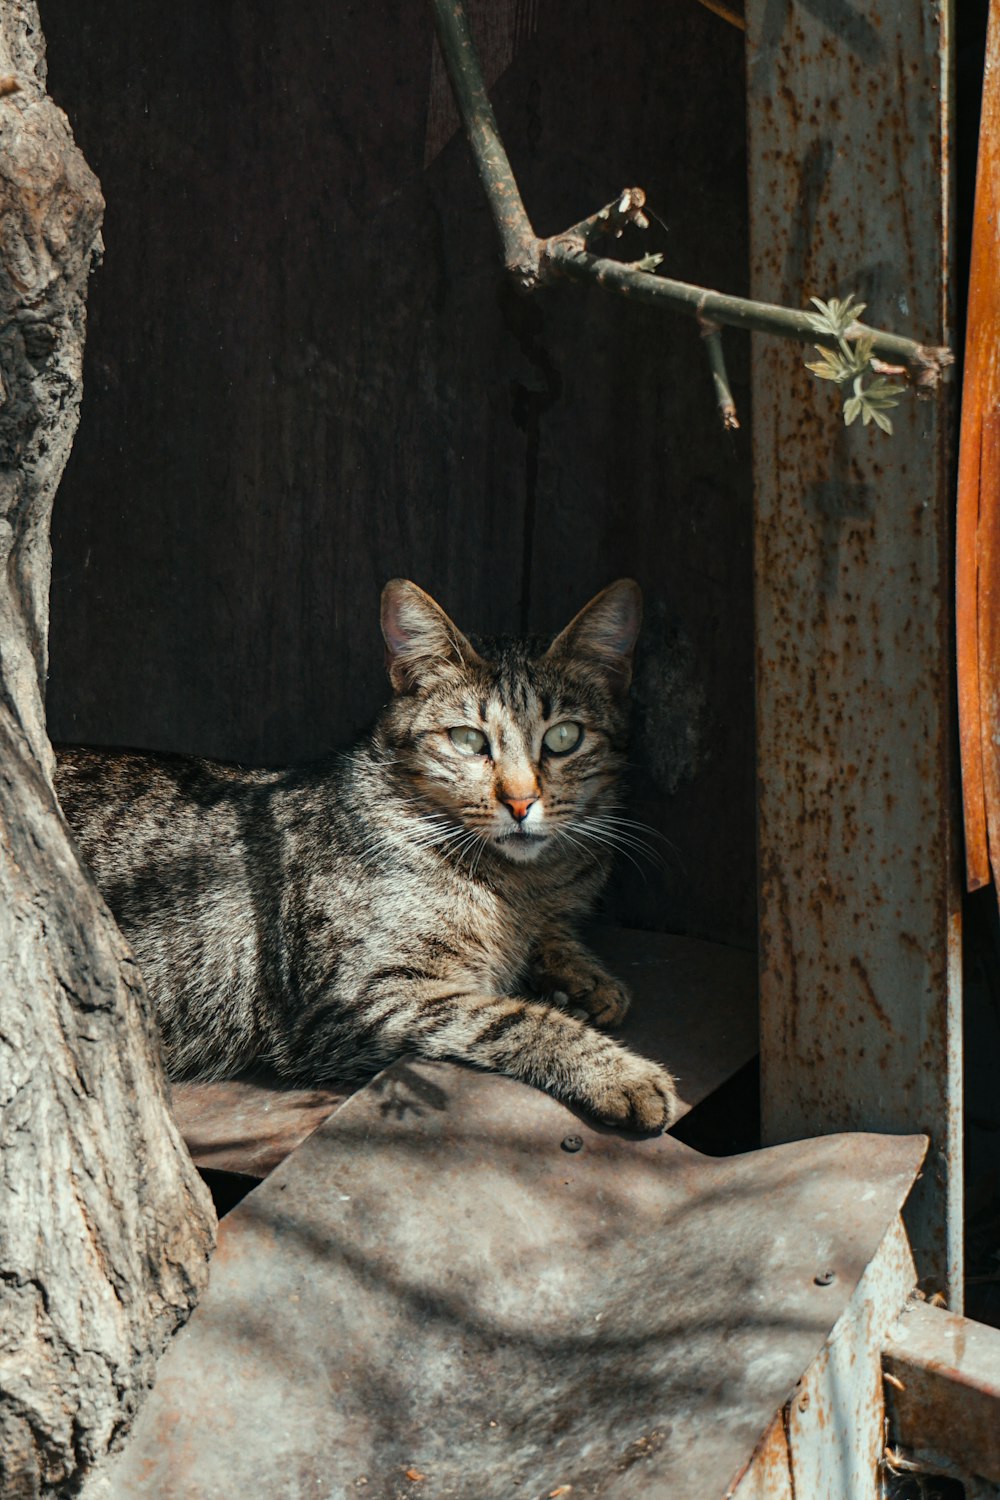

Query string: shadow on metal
93 1058 925 1500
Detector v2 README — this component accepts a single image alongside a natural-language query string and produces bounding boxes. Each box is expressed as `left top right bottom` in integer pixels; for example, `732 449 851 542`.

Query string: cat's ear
545 580 642 693
381 580 481 693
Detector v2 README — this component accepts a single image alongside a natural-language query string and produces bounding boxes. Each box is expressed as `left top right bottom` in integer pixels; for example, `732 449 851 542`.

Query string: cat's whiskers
446 826 491 874
469 835 490 880
553 825 602 868
577 823 663 866
354 810 467 866
582 811 685 874
407 813 461 837
569 821 653 881
576 815 665 859
408 824 470 852
399 809 494 871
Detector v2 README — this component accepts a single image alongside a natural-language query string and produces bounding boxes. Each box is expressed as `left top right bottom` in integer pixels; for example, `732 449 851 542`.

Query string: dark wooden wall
40 0 755 946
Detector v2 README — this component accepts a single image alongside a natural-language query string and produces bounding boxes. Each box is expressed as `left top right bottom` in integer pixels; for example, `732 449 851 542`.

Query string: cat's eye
448 726 489 755
543 720 583 755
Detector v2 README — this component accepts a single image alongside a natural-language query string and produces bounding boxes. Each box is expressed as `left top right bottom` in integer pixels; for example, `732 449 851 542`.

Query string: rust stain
851 954 893 1038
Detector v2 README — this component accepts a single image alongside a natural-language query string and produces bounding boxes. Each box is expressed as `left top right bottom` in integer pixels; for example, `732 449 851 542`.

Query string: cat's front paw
583 1052 679 1133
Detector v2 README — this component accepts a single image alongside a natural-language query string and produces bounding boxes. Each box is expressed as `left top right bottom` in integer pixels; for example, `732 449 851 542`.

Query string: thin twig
551 187 650 252
426 0 953 386
546 245 952 381
699 318 740 429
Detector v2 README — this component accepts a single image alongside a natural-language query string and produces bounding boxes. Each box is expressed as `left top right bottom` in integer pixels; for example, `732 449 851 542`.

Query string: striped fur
55 580 678 1131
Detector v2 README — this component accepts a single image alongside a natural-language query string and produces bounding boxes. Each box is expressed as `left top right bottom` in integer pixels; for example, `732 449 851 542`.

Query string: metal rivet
814 1270 835 1287
561 1134 584 1153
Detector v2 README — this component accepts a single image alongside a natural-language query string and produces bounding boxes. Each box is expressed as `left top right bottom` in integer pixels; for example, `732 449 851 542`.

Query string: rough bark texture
0 7 215 1496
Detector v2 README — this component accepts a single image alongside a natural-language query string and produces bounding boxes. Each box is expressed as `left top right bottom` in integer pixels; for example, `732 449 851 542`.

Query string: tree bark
0 9 215 1497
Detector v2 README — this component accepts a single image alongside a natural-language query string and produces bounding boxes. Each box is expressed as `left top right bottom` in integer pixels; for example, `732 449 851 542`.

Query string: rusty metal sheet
91 1056 925 1500
746 1 960 1298
884 1300 1000 1484
730 1418 794 1500
732 1218 917 1500
170 1075 354 1178
169 929 758 1180
786 1215 916 1498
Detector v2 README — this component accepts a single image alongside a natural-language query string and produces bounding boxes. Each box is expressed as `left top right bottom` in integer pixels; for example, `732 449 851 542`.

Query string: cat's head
377 579 641 865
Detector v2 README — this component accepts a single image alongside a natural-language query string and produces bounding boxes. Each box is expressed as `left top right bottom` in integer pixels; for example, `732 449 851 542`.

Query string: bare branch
426 0 953 389
427 0 538 286
545 245 953 384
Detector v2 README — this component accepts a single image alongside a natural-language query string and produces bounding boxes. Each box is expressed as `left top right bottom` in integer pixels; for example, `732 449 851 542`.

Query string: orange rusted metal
980 413 1000 894
957 0 1000 893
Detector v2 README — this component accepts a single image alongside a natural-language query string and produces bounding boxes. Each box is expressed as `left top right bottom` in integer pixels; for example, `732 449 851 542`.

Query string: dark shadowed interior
40 0 754 948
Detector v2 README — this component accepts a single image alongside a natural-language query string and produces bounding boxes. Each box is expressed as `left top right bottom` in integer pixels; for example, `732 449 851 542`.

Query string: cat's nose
502 794 539 824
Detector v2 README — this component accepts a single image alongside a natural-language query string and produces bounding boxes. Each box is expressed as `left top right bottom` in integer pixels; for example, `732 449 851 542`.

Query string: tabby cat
55 579 678 1131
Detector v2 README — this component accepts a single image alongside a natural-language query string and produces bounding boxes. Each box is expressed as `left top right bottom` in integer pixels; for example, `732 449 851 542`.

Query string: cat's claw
544 974 632 1028
581 977 632 1027
550 989 591 1022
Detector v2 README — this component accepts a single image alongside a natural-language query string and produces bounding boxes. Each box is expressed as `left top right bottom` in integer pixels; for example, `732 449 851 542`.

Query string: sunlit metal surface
94 1057 924 1499
731 1218 918 1499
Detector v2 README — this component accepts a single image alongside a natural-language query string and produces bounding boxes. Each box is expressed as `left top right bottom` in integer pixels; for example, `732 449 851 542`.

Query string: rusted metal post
746 2 960 1299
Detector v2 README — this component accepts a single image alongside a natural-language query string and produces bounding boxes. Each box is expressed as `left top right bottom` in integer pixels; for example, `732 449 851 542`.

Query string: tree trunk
0 11 215 1497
